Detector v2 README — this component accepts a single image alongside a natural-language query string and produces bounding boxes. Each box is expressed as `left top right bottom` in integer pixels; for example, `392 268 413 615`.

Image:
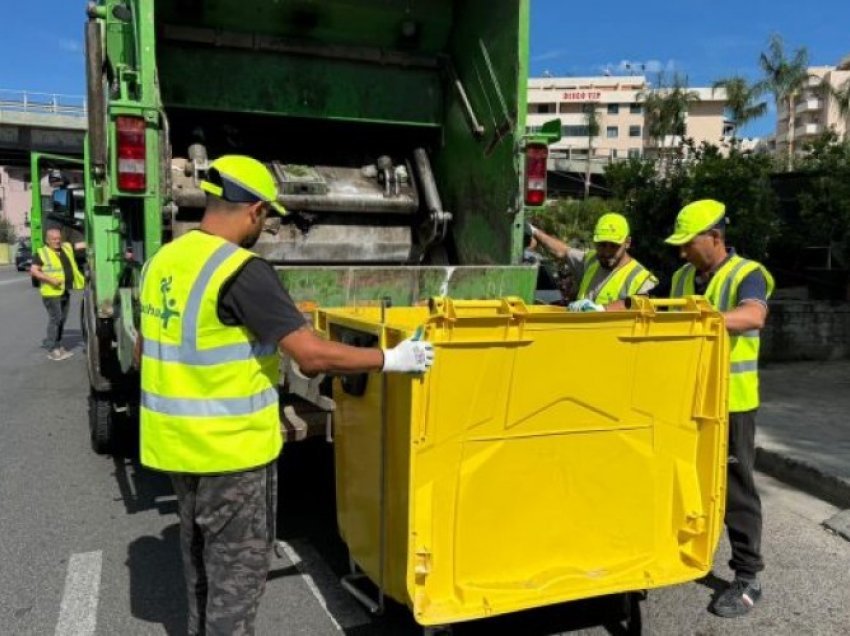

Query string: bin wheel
623 591 647 635
88 392 114 455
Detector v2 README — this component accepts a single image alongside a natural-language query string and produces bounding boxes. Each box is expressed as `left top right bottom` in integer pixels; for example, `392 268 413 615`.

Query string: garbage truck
30 1 730 632
48 0 560 453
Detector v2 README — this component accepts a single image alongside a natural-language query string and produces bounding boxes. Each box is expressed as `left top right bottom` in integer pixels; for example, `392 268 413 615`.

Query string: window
526 125 541 134
562 125 591 137
606 126 619 138
629 125 642 138
607 104 619 115
611 149 619 159
628 148 641 158
581 103 596 114
530 103 556 114
630 103 642 114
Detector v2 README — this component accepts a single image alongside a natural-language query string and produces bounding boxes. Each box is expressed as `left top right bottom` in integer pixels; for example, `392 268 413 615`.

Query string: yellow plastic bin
318 296 729 627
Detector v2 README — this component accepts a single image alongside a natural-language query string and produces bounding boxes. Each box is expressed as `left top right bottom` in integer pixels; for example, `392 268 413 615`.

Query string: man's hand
382 328 435 374
568 299 605 313
48 277 62 289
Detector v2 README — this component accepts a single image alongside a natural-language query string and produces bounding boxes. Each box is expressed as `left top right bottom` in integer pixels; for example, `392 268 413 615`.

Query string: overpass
0 89 87 165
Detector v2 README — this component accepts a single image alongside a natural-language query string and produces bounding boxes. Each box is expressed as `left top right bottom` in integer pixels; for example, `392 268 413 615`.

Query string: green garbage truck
31 0 558 453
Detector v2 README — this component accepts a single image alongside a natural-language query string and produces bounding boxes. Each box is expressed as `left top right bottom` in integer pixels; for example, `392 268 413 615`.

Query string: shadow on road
112 453 178 516
127 523 188 636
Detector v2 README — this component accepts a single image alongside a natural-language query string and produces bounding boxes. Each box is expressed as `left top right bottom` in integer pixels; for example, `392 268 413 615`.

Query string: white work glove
568 299 605 313
382 328 434 374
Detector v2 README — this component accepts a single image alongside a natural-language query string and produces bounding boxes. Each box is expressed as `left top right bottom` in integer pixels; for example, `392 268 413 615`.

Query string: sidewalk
757 360 850 511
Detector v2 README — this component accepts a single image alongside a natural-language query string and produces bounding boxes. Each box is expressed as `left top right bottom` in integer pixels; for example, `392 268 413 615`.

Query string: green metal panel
158 44 443 126
154 0 454 53
277 266 538 307
432 0 529 265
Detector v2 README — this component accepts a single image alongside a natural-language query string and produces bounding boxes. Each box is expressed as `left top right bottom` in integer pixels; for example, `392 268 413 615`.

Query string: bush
528 197 624 249
0 216 17 244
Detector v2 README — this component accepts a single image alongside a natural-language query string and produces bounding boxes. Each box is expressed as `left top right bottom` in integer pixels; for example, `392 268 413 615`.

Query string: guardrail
0 89 87 117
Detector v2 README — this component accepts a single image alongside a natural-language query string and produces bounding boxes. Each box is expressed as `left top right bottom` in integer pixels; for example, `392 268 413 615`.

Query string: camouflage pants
170 462 277 636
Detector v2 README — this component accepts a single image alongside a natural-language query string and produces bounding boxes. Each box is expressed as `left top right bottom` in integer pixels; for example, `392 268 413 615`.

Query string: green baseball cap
593 213 630 244
200 155 287 215
665 199 726 245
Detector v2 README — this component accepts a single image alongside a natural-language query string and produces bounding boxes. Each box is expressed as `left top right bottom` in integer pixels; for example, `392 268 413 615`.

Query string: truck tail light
116 116 146 192
524 143 548 207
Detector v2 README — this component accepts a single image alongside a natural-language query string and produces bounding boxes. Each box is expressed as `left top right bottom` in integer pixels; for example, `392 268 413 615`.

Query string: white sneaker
47 348 73 361
58 347 74 359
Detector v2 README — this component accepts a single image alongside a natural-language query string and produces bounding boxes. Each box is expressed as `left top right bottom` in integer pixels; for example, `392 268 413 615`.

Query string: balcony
795 98 822 114
796 123 822 136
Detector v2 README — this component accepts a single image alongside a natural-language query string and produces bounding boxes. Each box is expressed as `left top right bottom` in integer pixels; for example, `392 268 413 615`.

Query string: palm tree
639 73 700 156
755 34 812 170
712 76 768 141
583 101 600 198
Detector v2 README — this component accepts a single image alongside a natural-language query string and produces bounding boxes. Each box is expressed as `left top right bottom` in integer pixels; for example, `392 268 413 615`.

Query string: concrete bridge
0 89 87 165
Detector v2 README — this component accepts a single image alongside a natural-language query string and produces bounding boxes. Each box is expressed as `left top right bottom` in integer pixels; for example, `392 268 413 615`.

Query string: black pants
726 410 764 579
170 462 277 636
42 294 70 350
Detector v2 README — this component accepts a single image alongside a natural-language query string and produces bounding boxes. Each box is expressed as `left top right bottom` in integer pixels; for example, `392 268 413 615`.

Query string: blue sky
1 1 848 137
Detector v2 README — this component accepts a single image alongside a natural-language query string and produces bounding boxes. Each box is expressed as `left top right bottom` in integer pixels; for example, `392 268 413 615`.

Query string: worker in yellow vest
139 155 434 635
666 199 774 618
30 227 85 361
530 212 658 310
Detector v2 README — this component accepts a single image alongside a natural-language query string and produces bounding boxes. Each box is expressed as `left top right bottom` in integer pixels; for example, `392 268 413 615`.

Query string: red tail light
116 116 146 192
524 143 548 207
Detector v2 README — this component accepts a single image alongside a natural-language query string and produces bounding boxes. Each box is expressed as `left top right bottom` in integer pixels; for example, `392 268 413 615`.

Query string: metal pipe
85 17 106 177
413 148 444 216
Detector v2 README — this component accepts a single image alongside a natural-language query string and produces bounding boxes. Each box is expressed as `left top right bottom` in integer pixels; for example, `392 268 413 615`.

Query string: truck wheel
88 392 114 455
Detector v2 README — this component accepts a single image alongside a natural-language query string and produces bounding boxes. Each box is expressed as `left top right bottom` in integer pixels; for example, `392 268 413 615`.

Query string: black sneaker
710 578 762 618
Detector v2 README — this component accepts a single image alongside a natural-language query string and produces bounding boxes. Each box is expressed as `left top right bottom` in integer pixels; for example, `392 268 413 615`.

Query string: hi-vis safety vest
671 254 775 412
140 231 281 473
578 253 658 305
37 243 84 297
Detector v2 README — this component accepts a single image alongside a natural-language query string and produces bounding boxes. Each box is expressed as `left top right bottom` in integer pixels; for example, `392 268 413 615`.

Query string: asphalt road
1 264 848 635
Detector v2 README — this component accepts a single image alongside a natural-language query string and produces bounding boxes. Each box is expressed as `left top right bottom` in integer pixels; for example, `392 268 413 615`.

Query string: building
772 58 850 158
527 75 729 171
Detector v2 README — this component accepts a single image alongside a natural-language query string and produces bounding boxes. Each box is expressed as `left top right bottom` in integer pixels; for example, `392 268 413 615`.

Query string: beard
240 227 263 249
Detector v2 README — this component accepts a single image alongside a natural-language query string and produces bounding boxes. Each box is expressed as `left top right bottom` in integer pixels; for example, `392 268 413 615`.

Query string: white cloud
58 38 83 54
532 49 566 63
598 59 678 76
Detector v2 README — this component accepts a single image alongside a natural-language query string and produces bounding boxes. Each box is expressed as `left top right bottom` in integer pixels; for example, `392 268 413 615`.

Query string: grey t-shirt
564 247 657 302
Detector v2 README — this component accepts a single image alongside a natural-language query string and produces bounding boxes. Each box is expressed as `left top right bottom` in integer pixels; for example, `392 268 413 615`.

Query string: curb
755 446 850 510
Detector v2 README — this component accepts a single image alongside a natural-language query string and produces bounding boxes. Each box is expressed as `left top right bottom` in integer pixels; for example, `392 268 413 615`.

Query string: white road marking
0 278 29 286
277 540 343 631
55 550 102 636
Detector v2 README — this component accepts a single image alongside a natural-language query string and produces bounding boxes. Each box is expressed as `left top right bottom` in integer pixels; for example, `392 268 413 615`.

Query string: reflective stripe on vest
578 253 657 304
670 254 774 412
140 232 281 473
38 243 84 297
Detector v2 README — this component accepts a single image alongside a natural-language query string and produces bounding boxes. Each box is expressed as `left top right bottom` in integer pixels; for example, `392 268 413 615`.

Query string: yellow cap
665 199 725 245
200 155 286 215
593 213 630 244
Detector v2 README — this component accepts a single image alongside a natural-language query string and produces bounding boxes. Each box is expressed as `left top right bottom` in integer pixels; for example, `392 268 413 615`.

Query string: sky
1 1 848 137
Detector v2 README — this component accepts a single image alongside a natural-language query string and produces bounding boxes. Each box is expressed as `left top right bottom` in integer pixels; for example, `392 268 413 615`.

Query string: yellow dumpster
319 296 729 627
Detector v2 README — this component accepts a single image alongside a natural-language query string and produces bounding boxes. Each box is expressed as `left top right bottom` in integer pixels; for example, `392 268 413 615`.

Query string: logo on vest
141 276 182 329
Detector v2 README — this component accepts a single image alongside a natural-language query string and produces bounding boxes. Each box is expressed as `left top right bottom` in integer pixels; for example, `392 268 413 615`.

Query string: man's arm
29 258 61 288
724 301 768 333
279 328 384 375
723 269 769 333
531 226 571 260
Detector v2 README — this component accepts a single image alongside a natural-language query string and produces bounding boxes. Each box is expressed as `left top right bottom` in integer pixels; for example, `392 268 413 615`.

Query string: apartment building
527 75 729 164
772 58 850 156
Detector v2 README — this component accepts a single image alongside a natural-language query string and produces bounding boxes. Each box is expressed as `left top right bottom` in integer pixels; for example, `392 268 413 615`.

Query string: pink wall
0 166 51 240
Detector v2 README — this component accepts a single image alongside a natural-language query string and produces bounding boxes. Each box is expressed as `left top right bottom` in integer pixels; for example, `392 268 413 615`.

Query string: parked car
15 239 32 272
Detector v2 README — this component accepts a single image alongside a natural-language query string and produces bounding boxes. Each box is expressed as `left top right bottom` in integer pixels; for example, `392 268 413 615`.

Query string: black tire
88 392 114 455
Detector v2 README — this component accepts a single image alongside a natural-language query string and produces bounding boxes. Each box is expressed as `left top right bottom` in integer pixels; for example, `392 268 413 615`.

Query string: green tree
756 34 812 170
823 77 850 134
711 76 768 140
639 73 701 160
583 101 601 199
